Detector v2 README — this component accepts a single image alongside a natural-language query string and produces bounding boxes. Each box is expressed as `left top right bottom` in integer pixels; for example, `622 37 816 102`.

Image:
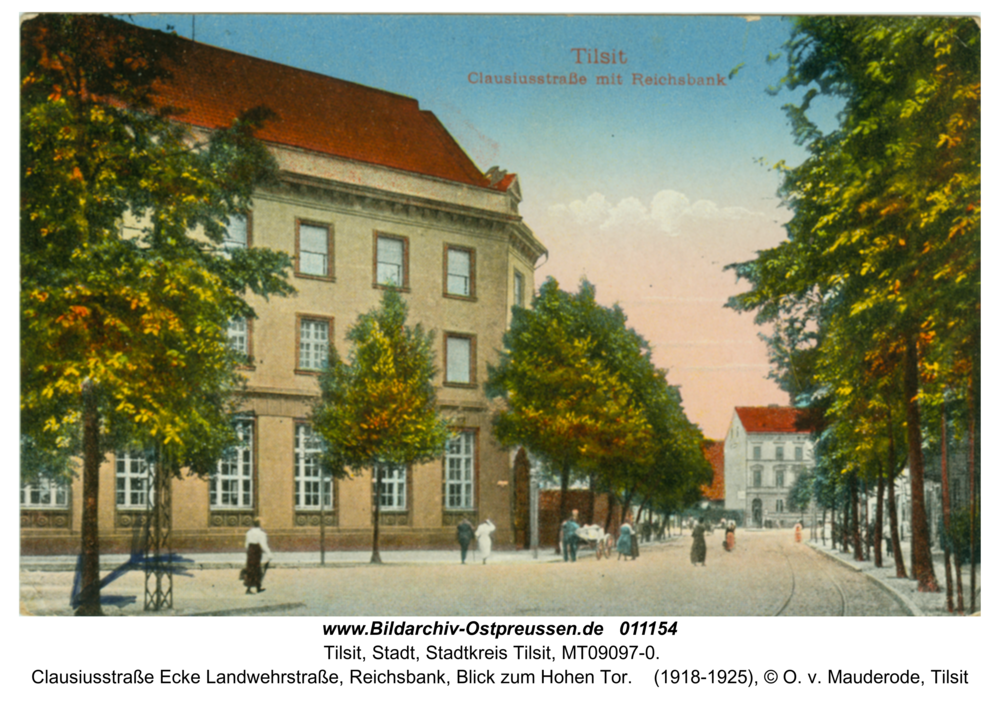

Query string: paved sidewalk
805 536 981 617
19 538 646 572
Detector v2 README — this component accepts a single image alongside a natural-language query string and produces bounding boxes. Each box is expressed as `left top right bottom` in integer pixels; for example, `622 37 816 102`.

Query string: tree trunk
968 388 977 613
903 335 939 592
851 474 862 561
821 508 826 546
371 464 383 564
941 412 954 612
76 381 103 616
556 462 570 555
603 488 615 533
887 408 907 578
875 466 884 568
842 495 850 553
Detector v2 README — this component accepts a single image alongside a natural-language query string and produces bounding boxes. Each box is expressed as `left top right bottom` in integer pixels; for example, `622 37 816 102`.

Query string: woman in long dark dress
690 518 707 565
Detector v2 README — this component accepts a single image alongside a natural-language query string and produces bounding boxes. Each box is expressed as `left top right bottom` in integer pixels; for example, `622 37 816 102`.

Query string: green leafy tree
21 15 294 614
486 279 652 536
311 288 450 564
728 16 978 592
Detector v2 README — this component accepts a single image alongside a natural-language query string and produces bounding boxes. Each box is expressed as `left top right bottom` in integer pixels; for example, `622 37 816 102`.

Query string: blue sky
119 13 841 436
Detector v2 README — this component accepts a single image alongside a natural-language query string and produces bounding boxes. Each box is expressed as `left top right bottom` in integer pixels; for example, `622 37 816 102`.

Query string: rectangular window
445 431 475 509
775 469 785 488
116 450 153 510
211 419 253 509
21 477 69 509
752 445 762 460
752 470 762 488
795 445 803 461
298 316 331 372
297 221 332 278
375 234 407 288
221 214 248 257
378 464 406 511
775 446 784 461
294 424 332 510
444 245 475 298
445 334 475 385
776 499 784 513
227 317 249 356
513 270 525 308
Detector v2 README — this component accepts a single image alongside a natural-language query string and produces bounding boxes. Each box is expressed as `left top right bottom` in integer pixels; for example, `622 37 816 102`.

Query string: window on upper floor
296 221 333 279
795 445 803 461
775 469 785 488
752 445 762 460
221 213 249 257
444 333 476 386
752 469 762 488
775 445 785 461
513 270 525 309
226 316 253 364
444 245 475 299
776 499 784 513
374 233 408 289
297 315 332 373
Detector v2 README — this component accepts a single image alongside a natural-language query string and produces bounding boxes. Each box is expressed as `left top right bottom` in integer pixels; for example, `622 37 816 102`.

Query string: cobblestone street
21 530 921 617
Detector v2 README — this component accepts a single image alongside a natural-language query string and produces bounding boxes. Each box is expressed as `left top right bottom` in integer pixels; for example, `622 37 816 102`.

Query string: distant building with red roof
21 17 546 556
724 406 815 528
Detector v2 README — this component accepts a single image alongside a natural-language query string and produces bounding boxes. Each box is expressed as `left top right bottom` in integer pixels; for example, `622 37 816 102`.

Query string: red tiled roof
735 406 811 434
144 29 495 189
701 440 725 501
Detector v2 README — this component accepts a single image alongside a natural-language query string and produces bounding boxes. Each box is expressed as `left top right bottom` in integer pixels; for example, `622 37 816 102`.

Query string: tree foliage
486 278 711 518
727 17 979 591
21 14 294 476
311 288 450 561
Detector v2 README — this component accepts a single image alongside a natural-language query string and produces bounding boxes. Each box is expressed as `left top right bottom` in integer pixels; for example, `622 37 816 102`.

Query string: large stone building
20 27 546 554
723 407 815 528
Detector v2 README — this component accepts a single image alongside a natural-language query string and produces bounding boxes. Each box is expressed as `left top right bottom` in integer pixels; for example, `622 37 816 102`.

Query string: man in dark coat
456 517 474 564
562 509 580 562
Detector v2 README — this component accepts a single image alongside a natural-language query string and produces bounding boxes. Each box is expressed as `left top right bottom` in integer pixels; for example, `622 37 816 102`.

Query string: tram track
774 542 847 616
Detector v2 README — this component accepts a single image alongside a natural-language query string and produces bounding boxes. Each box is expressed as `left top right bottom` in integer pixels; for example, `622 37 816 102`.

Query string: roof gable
734 406 811 434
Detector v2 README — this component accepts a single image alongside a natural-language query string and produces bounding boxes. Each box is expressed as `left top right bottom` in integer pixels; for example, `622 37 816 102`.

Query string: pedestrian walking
691 517 707 565
617 517 634 561
241 518 272 594
562 509 580 562
794 521 803 543
724 520 736 552
475 518 496 564
456 517 474 564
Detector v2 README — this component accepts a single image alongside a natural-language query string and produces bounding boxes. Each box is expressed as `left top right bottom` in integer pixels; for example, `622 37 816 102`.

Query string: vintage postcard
16 8 983 696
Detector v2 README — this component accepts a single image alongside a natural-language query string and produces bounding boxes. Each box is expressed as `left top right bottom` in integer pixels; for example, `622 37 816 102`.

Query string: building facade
21 28 546 554
723 407 815 528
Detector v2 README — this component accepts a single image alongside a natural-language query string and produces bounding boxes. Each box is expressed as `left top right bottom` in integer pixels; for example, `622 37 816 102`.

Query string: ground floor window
211 419 254 509
116 450 153 510
445 431 475 509
378 464 406 511
21 476 69 509
294 424 332 509
776 499 784 513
